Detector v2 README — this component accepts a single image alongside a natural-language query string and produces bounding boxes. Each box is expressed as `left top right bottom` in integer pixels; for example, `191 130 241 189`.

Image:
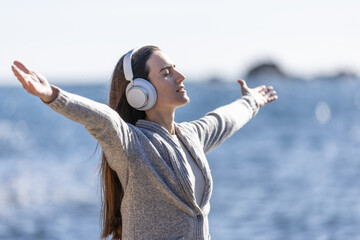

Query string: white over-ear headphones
123 48 157 111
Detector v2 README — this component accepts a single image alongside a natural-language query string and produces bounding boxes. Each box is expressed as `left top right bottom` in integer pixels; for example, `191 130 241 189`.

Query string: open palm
11 61 57 103
238 79 277 108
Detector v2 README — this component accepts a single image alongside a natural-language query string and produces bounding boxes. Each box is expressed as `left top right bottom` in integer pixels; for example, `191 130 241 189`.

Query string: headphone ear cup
125 78 157 111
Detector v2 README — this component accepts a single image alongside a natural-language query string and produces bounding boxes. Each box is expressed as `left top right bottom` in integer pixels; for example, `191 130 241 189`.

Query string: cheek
157 89 174 104
153 81 173 98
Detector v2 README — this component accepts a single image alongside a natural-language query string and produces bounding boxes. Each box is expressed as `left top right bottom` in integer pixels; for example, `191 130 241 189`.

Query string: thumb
237 79 248 95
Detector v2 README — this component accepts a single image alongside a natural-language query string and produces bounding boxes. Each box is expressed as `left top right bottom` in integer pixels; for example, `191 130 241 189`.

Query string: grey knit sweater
47 86 259 240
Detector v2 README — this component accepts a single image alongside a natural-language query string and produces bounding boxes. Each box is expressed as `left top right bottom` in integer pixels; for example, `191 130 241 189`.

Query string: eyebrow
159 64 175 73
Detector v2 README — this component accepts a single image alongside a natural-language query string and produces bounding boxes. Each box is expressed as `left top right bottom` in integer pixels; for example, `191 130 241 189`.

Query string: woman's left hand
238 79 278 108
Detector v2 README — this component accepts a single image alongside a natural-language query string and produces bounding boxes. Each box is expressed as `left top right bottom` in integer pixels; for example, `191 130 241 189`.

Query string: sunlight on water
323 141 339 160
354 89 360 109
315 101 331 125
0 120 30 157
0 121 13 139
14 120 29 141
349 124 360 144
2 97 17 117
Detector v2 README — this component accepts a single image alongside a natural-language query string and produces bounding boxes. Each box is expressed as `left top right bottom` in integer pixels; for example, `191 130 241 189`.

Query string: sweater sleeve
189 95 259 154
45 86 133 167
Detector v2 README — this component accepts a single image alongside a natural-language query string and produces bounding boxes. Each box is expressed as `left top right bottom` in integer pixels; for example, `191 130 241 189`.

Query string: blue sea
1 79 360 240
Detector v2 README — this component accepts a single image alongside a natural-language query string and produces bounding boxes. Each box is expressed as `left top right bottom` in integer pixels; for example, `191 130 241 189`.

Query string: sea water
1 79 360 240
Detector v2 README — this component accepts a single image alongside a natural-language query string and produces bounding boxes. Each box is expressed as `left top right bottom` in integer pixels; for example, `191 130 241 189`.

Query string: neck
145 108 176 135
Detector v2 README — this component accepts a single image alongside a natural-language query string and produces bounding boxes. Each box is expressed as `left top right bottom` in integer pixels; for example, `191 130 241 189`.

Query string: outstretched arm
11 61 58 103
188 79 278 153
11 61 135 169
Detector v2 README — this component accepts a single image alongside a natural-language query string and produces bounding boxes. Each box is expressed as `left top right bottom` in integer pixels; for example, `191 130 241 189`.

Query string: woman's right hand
11 61 58 103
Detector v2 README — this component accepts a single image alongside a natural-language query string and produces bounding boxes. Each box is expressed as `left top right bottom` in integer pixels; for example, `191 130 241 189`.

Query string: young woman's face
147 50 190 110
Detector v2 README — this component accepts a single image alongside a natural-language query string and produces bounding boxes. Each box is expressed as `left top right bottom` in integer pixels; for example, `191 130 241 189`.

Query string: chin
185 96 190 105
183 95 190 105
177 96 190 108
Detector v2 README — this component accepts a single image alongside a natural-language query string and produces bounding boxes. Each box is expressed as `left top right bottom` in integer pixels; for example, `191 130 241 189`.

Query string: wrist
41 86 59 103
242 95 259 117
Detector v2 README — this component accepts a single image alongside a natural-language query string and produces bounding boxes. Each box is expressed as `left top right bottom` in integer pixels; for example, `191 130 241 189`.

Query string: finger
265 89 277 99
263 86 274 94
32 71 46 84
254 85 266 92
267 95 278 103
13 60 31 74
259 87 273 97
26 79 37 94
12 64 32 90
12 64 42 89
11 64 27 83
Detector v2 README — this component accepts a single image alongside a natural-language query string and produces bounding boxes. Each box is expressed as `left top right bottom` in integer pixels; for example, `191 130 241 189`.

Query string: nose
174 69 186 83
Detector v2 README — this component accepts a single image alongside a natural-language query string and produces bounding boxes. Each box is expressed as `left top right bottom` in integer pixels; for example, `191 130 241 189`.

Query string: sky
1 0 359 85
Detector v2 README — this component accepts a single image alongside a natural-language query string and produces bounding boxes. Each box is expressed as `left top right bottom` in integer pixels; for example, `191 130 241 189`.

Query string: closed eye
163 70 170 77
160 64 176 78
159 64 176 73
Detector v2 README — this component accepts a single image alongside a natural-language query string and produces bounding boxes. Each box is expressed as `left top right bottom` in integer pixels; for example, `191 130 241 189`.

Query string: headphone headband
123 47 140 83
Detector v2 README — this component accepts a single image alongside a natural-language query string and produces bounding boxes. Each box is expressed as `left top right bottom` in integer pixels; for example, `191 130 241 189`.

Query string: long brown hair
100 45 160 239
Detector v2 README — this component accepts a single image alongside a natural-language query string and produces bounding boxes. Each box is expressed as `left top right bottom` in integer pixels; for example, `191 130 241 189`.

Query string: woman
11 45 277 240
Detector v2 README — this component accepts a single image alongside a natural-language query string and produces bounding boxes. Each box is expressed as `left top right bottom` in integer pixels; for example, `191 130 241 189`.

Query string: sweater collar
136 119 173 135
136 119 180 145
135 119 176 138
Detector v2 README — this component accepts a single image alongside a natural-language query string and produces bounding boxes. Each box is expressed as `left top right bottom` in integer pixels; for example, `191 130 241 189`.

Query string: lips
176 86 185 92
